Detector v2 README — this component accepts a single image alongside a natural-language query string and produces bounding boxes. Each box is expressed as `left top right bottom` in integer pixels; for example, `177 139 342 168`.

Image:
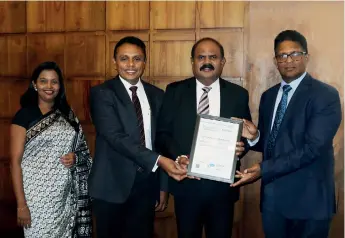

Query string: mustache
200 64 215 71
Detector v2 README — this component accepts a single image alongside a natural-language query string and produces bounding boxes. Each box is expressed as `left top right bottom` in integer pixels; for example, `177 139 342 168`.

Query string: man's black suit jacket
88 76 167 203
156 77 252 201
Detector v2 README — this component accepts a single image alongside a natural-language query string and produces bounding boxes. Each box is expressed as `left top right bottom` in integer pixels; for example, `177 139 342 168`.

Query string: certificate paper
187 115 243 184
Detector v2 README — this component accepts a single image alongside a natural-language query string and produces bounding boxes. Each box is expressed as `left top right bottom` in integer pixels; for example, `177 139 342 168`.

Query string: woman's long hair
20 61 79 131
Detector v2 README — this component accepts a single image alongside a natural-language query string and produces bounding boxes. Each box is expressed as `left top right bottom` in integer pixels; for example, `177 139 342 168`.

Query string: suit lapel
263 84 280 154
142 81 157 142
108 76 138 128
219 78 235 118
278 73 311 131
184 78 197 127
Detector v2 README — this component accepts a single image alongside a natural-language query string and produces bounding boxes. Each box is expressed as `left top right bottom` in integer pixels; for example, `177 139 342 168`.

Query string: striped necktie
198 87 212 115
129 86 145 146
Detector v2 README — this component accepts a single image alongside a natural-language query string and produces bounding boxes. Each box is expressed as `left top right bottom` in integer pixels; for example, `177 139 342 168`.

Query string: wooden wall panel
27 2 64 32
65 79 104 122
106 2 149 30
0 35 27 77
0 2 26 33
0 81 28 119
65 2 105 31
0 121 11 158
65 33 106 77
200 29 243 77
27 34 65 74
152 41 194 77
0 160 14 201
151 2 195 29
198 1 245 28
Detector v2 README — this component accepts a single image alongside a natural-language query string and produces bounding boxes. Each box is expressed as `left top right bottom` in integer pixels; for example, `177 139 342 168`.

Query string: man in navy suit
88 36 187 238
232 30 342 238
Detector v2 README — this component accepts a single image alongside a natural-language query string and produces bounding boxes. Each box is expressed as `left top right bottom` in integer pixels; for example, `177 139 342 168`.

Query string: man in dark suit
232 30 342 238
88 36 187 238
156 37 252 238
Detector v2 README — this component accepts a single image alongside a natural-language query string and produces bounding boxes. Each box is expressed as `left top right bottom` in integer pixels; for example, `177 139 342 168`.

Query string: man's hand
155 191 169 212
158 156 187 181
242 119 259 140
235 141 245 156
230 163 261 187
177 156 200 180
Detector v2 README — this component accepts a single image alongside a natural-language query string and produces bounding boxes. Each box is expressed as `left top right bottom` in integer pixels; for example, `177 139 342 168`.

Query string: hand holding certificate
186 115 243 184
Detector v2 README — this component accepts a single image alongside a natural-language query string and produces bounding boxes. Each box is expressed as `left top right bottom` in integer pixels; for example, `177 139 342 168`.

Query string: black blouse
12 106 45 130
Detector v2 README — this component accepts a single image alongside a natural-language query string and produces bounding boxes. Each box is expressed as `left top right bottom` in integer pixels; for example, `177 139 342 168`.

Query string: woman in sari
10 61 93 237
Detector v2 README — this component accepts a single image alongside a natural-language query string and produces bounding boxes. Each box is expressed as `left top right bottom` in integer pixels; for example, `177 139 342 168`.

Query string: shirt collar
280 71 306 92
119 75 144 92
196 78 220 91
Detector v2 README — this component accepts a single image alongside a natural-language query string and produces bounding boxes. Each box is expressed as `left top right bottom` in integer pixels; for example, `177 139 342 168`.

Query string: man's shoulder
308 75 339 96
220 78 248 95
142 80 164 95
166 77 195 90
90 78 116 91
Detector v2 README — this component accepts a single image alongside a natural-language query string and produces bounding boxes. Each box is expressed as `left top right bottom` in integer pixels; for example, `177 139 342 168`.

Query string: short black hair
274 30 308 54
113 36 146 61
191 37 225 59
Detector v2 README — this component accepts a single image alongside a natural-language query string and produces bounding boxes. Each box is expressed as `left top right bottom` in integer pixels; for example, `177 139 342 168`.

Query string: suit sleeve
154 90 170 192
89 86 158 171
260 89 342 183
238 90 253 159
155 84 182 161
249 93 266 153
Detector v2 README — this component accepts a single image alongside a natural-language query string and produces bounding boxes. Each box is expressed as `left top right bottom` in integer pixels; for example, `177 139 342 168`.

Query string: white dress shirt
119 76 158 172
196 78 220 116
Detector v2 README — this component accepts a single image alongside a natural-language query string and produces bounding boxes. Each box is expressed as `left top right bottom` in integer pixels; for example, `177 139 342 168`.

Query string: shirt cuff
152 155 160 172
247 130 260 146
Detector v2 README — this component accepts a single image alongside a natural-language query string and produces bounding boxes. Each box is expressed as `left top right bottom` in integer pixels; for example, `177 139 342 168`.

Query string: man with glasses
231 30 342 238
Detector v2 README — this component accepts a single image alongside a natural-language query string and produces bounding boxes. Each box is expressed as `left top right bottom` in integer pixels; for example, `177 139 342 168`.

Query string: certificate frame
187 114 243 184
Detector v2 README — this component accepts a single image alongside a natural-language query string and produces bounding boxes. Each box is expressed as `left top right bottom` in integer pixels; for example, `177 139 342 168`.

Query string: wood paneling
27 34 65 74
106 2 149 30
151 2 195 29
27 1 64 32
66 79 104 122
152 40 194 77
0 80 28 119
0 2 26 33
65 2 105 31
0 35 27 77
198 1 245 28
65 33 106 77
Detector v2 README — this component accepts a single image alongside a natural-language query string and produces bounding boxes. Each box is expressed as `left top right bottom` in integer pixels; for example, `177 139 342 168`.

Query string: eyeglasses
275 51 307 63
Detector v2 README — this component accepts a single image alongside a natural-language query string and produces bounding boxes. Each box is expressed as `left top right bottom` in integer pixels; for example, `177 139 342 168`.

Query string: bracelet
175 155 188 164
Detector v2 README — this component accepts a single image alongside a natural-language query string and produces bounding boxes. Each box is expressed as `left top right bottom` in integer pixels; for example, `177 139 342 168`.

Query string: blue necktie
266 85 292 158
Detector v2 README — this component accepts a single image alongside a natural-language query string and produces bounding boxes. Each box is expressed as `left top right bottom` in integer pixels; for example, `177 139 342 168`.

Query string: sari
21 109 92 237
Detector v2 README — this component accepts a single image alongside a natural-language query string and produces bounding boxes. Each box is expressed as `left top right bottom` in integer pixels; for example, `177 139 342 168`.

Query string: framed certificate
187 114 243 184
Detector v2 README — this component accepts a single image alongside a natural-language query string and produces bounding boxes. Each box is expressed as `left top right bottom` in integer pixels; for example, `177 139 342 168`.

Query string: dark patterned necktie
266 85 292 158
129 86 145 146
198 87 212 114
